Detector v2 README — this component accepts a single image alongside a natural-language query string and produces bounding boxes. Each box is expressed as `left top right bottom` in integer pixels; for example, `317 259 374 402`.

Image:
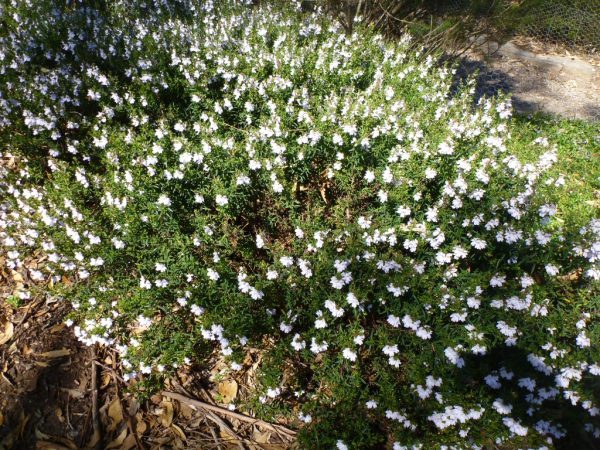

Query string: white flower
191 304 204 316
315 318 327 329
266 270 278 280
336 441 348 450
357 216 371 229
425 167 437 179
576 331 591 348
397 205 411 218
157 194 171 206
280 256 294 267
485 375 501 389
490 274 506 287
387 315 401 327
377 190 388 203
215 195 228 206
342 348 357 362
299 412 312 423
346 292 360 308
112 238 125 249
207 268 220 281
493 398 513 415
236 175 250 186
382 345 399 356
438 141 454 155
155 279 168 288
471 238 487 250
444 347 465 368
503 417 528 436
366 400 378 409
272 180 284 193
256 234 265 249
324 300 344 318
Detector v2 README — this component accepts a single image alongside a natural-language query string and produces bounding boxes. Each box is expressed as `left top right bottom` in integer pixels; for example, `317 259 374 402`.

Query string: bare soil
0 271 295 449
459 36 600 121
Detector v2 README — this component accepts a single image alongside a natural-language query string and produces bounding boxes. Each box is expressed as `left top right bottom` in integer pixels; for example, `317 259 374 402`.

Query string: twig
107 351 145 450
205 410 246 450
65 393 73 431
90 345 101 450
93 360 125 383
162 391 296 438
209 426 223 450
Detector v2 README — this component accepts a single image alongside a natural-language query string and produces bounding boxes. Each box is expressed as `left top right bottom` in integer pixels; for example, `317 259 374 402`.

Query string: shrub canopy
1 1 599 448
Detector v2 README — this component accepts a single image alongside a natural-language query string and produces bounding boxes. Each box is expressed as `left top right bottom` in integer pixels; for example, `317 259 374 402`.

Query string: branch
162 391 296 438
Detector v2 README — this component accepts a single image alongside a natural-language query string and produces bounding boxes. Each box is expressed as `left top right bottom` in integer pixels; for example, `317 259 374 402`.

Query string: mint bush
1 1 599 448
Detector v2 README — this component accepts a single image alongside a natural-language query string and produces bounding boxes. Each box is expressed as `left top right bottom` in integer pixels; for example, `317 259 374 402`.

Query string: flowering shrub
1 0 599 448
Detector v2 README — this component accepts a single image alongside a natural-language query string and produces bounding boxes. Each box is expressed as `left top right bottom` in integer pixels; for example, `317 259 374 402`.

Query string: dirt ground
460 36 600 121
0 268 295 449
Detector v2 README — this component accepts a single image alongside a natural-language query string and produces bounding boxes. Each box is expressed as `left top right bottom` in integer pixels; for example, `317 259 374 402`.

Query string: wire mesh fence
517 0 600 52
303 0 600 54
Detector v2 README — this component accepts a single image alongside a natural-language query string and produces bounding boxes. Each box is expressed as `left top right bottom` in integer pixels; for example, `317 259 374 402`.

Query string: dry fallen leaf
107 398 124 432
59 388 84 399
171 424 187 440
10 270 24 283
0 321 14 345
121 433 137 450
100 373 111 389
217 379 238 404
252 427 272 444
179 402 195 419
35 349 71 358
159 401 174 427
49 323 65 334
105 427 127 449
135 418 148 435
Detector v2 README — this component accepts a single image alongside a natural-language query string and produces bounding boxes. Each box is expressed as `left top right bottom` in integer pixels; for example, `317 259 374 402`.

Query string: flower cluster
0 0 598 448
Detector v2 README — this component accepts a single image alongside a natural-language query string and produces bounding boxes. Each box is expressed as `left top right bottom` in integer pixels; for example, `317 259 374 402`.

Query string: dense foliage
1 1 599 448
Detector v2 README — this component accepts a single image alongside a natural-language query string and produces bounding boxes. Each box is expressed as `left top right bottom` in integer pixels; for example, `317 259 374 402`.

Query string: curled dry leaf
171 424 187 440
0 321 14 345
107 398 124 432
55 407 64 423
100 372 111 389
159 400 174 427
105 427 127 449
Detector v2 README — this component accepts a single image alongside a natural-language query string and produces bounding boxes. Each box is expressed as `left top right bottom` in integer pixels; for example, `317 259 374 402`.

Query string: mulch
0 267 296 449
